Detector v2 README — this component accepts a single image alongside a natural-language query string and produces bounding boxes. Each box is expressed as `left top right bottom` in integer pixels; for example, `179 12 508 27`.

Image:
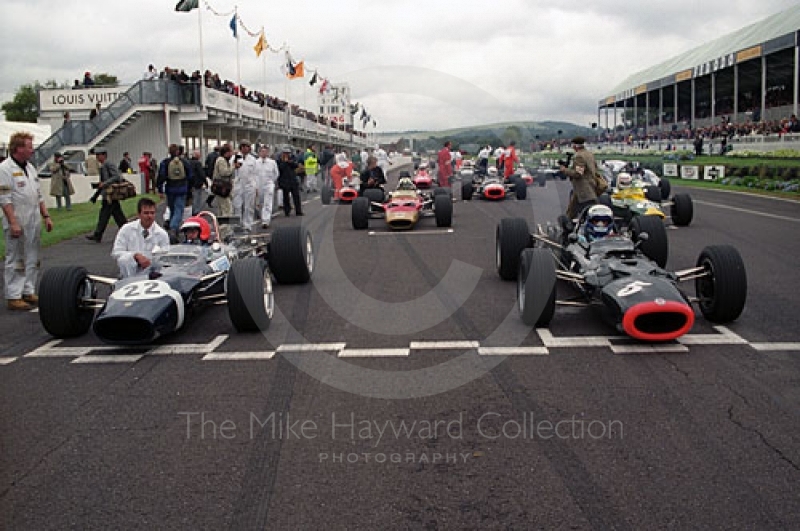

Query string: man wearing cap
0 132 54 311
49 152 75 211
86 147 128 243
277 147 303 217
560 137 599 219
232 139 258 231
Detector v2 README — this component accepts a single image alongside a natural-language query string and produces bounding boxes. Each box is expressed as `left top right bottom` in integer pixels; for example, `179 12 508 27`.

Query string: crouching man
111 198 170 278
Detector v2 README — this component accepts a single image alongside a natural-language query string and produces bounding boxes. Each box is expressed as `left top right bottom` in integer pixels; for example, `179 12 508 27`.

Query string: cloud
1 0 797 130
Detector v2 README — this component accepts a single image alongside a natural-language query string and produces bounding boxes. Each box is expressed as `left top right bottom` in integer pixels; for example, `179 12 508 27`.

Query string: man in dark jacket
277 147 303 216
359 155 386 195
188 150 206 215
157 144 192 234
86 148 127 243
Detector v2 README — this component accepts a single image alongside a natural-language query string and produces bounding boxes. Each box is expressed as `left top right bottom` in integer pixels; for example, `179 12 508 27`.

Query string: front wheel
228 257 273 332
434 194 453 227
695 245 747 323
321 184 333 205
352 197 370 230
39 266 95 338
518 249 556 327
461 181 474 201
671 193 693 226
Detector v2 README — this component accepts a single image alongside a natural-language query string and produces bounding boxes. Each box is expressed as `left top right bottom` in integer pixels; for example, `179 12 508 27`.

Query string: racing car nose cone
622 300 695 342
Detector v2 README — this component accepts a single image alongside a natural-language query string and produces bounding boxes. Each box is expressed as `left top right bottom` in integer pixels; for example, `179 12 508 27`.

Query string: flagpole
235 6 241 119
261 28 267 98
198 3 205 77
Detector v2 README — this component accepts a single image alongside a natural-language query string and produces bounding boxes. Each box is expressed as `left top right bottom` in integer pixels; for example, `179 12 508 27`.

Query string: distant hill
378 121 597 153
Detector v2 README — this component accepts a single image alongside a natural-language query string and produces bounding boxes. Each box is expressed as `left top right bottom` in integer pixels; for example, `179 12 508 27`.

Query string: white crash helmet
488 167 499 177
617 172 632 189
585 205 615 241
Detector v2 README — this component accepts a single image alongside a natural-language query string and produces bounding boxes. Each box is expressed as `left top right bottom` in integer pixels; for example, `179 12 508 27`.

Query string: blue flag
229 15 237 38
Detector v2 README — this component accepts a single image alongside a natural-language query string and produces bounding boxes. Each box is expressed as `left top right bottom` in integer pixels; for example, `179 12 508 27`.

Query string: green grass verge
0 195 159 259
668 179 800 201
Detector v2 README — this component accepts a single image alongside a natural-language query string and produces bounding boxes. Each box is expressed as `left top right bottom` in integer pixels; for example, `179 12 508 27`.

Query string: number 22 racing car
38 212 314 345
495 212 747 341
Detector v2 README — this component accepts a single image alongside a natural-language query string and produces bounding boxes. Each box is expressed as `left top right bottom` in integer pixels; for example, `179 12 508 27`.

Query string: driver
487 166 499 178
397 177 415 191
180 216 211 245
581 205 616 243
616 172 632 189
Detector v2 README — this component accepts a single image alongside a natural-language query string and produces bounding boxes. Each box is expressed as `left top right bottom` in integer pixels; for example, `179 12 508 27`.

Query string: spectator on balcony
143 64 158 81
89 103 101 120
83 71 95 87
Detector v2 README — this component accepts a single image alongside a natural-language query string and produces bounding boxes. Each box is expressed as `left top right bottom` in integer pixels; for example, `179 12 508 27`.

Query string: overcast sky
0 0 797 131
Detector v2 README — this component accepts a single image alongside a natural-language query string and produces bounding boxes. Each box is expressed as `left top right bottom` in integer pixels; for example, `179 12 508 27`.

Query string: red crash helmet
180 216 211 242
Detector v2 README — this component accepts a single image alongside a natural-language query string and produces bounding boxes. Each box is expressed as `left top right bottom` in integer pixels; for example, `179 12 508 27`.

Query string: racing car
321 173 360 204
494 213 747 341
599 173 694 227
461 167 527 201
412 164 436 189
351 179 452 230
38 212 314 345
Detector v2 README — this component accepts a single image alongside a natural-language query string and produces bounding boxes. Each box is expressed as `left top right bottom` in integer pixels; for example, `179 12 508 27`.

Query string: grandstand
598 5 800 137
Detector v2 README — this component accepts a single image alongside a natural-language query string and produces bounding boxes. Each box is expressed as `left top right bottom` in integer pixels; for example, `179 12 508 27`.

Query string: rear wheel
518 249 556 327
39 266 95 338
671 193 693 226
659 177 672 199
631 215 668 268
513 177 527 200
496 217 530 281
352 197 370 230
269 226 314 284
363 188 384 204
461 181 474 201
321 184 333 205
434 194 453 227
228 257 273 332
645 186 662 202
695 245 747 323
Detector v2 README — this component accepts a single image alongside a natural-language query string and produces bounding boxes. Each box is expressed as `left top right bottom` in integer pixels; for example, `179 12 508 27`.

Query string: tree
94 73 119 87
1 84 39 122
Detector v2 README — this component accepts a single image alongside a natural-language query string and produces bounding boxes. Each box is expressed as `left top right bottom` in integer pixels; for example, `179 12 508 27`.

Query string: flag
309 72 318 86
284 51 296 77
254 32 267 57
360 108 367 120
175 0 198 12
229 14 237 38
288 61 304 79
319 78 329 95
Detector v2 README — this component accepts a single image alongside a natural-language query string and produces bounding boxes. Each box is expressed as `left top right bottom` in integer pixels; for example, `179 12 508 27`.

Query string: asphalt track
2 163 800 529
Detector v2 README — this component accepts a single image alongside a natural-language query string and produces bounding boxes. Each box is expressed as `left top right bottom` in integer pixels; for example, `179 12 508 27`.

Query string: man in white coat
0 132 54 311
232 139 258 231
255 145 279 229
111 198 170 278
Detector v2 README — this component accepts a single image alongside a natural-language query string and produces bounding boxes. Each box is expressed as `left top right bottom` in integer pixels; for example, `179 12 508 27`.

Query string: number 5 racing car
38 212 314 345
495 214 747 342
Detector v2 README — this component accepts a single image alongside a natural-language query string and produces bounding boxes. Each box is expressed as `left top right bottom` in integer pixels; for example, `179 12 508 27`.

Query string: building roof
605 5 800 98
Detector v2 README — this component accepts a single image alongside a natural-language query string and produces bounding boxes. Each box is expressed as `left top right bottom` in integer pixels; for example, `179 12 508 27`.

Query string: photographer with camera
86 148 127 243
277 147 303 217
49 152 75 211
560 137 602 219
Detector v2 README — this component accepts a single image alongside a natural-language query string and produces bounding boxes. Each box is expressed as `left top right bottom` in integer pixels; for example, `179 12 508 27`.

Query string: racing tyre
671 193 693 226
363 188 384 204
321 184 333 205
631 215 668 268
518 249 556 327
645 186 662 202
433 187 450 197
695 245 747 323
434 194 453 227
513 177 527 200
228 257 274 332
39 266 94 338
269 226 314 284
659 177 672 200
352 197 370 230
496 217 530 281
461 181 474 201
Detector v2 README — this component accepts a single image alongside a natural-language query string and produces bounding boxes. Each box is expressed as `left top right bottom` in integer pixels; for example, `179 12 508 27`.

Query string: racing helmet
584 205 615 241
180 216 211 243
616 172 632 189
419 162 428 169
487 166 499 177
397 177 415 190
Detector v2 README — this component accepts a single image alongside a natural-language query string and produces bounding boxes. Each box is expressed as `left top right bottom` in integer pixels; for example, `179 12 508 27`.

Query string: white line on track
410 341 481 350
692 199 800 223
610 344 689 354
203 352 276 361
678 326 748 345
478 347 549 356
537 329 612 348
0 357 17 365
368 229 455 237
339 348 410 358
750 343 800 352
277 343 347 352
148 335 228 356
71 355 144 364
